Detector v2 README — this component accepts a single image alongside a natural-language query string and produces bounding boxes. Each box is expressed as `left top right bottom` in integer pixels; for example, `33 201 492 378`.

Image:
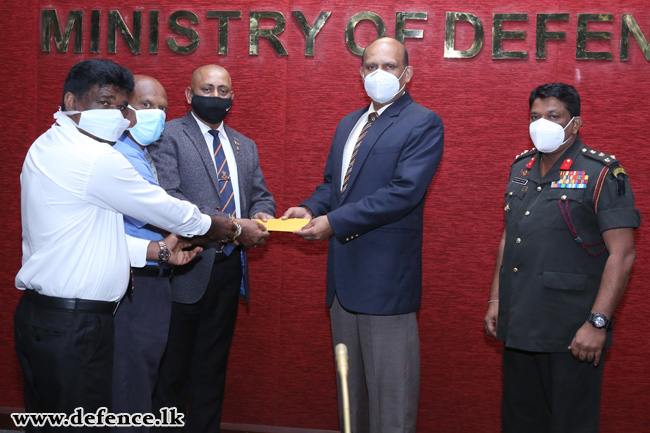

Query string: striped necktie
341 112 378 195
208 129 236 255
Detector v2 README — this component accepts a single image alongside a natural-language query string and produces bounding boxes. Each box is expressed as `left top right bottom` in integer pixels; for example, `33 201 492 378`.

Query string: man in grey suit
149 64 275 433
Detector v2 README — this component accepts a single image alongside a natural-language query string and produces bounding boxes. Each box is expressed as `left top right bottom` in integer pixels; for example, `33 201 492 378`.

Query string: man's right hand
484 302 499 338
235 219 269 248
282 206 313 220
205 215 236 243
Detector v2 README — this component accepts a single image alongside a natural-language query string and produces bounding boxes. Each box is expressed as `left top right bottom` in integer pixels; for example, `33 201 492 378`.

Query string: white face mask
56 108 131 143
128 106 166 146
362 67 407 104
529 117 575 153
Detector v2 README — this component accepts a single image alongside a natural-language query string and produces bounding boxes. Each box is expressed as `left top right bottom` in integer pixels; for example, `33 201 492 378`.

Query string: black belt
132 264 173 278
23 290 118 315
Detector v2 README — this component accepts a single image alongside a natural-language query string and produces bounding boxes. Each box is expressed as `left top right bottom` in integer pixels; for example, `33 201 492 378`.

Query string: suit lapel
332 108 368 202
182 112 221 197
341 92 413 202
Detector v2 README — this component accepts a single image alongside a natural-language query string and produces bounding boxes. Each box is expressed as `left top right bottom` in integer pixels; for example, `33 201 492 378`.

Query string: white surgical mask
363 67 407 104
128 106 166 146
529 117 575 153
56 108 130 143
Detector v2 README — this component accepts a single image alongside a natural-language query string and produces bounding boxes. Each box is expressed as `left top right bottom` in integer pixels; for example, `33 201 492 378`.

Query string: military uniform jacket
497 137 640 352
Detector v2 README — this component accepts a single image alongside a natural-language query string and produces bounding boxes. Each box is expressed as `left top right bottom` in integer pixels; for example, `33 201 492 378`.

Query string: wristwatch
587 312 610 329
157 240 171 264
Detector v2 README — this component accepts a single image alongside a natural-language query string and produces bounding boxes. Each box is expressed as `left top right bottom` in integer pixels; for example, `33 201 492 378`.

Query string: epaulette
513 147 537 164
579 146 619 167
580 146 628 195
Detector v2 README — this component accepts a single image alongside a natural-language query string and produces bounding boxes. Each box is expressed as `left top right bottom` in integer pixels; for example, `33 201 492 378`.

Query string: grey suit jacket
149 111 275 303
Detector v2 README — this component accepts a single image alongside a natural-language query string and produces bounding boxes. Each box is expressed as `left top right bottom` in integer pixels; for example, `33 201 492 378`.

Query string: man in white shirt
14 59 268 429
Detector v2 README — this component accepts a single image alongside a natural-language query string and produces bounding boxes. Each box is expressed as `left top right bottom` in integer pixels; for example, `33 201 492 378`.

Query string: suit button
513 267 519 273
537 186 542 191
561 195 567 200
524 211 531 216
516 238 521 244
346 237 350 241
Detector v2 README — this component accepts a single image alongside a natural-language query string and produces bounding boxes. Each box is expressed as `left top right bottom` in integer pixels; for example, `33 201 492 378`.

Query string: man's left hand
293 215 333 241
568 322 607 366
165 233 203 266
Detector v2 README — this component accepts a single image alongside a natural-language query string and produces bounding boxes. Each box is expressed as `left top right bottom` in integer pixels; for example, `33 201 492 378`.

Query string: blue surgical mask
128 107 166 146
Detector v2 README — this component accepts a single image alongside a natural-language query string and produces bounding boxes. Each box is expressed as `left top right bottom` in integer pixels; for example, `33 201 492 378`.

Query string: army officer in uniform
484 83 640 433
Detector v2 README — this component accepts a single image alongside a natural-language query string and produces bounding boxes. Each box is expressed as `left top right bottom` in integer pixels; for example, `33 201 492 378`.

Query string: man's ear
404 66 413 84
572 116 583 134
185 87 193 105
63 92 77 111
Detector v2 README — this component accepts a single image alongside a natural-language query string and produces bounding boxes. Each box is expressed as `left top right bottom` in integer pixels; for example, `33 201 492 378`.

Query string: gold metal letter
345 11 387 56
206 11 242 55
395 12 427 43
41 9 83 53
149 10 159 54
620 14 650 61
292 10 332 56
576 14 613 60
492 13 528 59
536 13 569 59
108 10 142 54
167 10 200 54
249 11 288 56
91 10 100 53
444 12 484 58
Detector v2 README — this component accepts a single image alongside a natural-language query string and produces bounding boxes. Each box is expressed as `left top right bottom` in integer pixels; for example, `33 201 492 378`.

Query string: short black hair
61 59 135 110
529 83 581 117
361 38 409 67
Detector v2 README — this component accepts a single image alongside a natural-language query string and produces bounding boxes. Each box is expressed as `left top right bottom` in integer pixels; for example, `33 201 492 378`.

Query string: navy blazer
302 92 444 315
149 111 276 303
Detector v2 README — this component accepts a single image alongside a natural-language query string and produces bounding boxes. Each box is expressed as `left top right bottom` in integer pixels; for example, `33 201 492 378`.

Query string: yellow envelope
254 218 310 232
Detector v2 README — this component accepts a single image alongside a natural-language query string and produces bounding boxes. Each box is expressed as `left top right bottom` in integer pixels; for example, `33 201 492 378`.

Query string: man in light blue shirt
112 75 172 431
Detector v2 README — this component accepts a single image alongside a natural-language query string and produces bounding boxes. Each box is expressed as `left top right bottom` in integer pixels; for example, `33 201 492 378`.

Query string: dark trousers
153 252 241 433
112 273 172 432
502 346 605 433
14 292 115 432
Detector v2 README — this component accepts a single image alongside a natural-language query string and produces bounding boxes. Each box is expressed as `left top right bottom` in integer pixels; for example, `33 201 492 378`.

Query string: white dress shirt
191 112 241 217
340 103 392 188
15 112 212 302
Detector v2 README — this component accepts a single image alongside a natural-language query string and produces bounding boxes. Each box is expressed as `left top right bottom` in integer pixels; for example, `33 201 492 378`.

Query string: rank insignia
521 169 529 176
551 170 589 189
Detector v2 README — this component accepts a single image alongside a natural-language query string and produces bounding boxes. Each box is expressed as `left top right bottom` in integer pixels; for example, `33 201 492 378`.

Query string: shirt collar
366 101 393 118
191 111 225 138
116 133 145 155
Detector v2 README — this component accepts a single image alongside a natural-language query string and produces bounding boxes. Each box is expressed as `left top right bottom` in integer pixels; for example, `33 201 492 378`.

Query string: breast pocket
504 187 527 221
543 188 587 229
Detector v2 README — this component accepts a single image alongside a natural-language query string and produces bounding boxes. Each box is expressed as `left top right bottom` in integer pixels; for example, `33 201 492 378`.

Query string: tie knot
368 112 378 123
208 129 220 140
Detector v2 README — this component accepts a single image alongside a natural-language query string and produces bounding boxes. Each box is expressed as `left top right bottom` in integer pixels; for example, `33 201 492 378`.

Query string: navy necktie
209 129 236 256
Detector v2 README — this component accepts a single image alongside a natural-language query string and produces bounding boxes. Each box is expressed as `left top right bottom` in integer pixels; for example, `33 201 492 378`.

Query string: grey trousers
330 296 420 433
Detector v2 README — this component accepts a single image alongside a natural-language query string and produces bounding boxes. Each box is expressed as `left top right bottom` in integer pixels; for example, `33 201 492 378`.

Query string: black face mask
191 93 232 125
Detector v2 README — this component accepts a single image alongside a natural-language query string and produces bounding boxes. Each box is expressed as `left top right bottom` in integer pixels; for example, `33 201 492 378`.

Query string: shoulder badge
580 146 618 167
514 147 536 161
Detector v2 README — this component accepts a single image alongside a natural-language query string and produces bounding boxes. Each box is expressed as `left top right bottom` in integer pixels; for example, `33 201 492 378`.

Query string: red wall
1 1 649 431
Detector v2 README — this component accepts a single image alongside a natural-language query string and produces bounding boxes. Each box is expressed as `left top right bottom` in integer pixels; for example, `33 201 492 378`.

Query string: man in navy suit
283 37 444 433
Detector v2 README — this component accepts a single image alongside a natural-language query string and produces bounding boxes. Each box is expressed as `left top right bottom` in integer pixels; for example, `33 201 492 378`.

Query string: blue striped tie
209 129 236 256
